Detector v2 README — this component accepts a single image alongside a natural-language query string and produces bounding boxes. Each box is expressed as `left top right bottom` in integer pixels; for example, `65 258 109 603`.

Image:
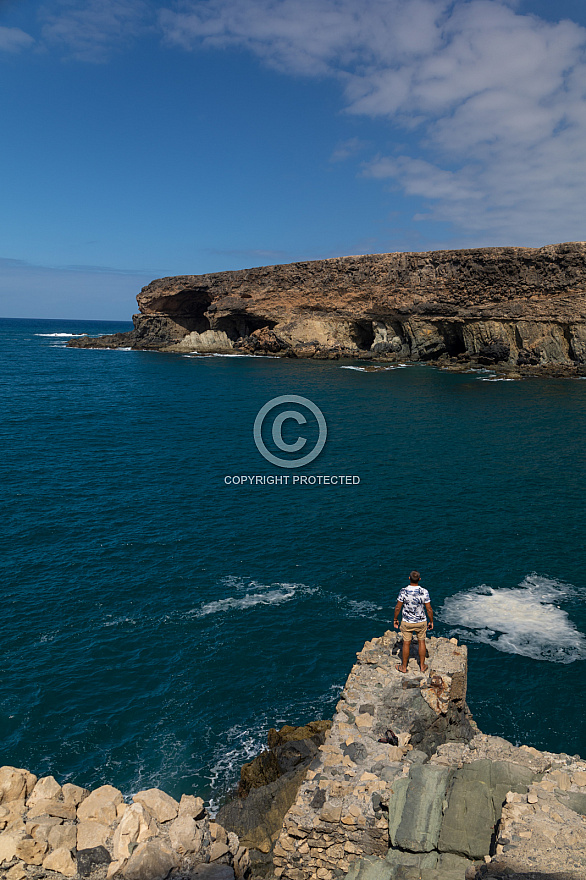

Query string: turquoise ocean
1 317 585 809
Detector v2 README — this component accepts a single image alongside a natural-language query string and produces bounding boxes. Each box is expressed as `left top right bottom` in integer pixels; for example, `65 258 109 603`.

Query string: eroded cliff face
69 242 586 372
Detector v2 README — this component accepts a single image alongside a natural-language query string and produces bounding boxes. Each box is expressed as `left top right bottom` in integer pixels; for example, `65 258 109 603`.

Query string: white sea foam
35 332 86 337
479 376 518 382
340 364 407 373
196 580 315 617
441 574 586 664
207 721 270 814
183 352 278 359
345 599 383 618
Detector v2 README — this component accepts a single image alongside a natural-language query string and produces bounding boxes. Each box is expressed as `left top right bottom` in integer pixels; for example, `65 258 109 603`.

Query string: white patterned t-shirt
397 585 430 622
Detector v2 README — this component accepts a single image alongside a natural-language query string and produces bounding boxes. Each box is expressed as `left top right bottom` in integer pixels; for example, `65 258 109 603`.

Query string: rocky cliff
70 242 586 374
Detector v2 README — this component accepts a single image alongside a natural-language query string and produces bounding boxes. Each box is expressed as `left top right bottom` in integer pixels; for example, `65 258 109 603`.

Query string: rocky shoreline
69 243 586 377
1 634 584 880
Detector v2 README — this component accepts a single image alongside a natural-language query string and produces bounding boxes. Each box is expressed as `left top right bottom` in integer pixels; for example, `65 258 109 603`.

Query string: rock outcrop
217 722 331 878
227 633 584 880
69 243 586 374
0 774 249 880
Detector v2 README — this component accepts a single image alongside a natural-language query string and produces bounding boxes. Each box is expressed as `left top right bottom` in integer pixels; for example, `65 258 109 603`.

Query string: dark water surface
0 317 584 808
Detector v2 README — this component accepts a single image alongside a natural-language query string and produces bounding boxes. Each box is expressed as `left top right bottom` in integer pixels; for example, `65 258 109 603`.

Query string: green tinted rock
490 761 540 820
438 761 493 859
555 788 586 817
388 777 410 847
395 764 451 852
428 852 476 880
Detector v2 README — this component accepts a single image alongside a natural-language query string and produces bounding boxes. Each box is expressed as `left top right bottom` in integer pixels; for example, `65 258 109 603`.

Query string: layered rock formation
0 773 249 879
69 243 586 374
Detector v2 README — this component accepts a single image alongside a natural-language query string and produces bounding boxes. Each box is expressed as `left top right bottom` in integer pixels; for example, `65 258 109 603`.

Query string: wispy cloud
330 137 370 163
158 0 586 244
40 0 154 62
10 0 586 244
0 25 35 52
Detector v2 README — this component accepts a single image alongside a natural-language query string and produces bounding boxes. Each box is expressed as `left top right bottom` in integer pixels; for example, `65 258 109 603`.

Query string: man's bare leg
418 639 428 673
397 638 410 672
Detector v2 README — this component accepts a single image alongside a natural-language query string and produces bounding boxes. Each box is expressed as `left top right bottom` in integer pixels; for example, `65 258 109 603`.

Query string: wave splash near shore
441 574 586 664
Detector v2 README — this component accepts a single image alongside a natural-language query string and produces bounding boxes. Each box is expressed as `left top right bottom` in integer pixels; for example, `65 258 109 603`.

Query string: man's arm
394 600 403 629
425 601 433 629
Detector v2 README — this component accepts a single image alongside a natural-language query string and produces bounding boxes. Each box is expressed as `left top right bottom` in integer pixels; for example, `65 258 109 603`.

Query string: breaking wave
340 364 407 373
441 574 586 664
196 580 315 617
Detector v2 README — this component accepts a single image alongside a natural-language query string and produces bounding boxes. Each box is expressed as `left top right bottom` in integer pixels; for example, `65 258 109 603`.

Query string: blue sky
1 0 586 318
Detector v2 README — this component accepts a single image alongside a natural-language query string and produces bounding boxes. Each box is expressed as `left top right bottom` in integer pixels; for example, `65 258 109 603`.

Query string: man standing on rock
394 571 433 673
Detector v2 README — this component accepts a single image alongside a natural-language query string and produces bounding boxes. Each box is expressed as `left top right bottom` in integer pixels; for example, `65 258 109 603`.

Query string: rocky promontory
218 634 586 880
69 242 586 375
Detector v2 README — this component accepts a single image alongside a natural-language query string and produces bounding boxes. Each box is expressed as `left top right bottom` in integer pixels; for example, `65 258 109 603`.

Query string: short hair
409 571 421 583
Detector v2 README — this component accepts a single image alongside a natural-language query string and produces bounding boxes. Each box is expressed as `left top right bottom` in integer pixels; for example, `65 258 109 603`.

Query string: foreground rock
0 775 249 880
217 722 331 878
69 242 586 374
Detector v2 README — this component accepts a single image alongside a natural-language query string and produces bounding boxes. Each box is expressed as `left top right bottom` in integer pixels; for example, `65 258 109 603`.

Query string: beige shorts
400 620 427 642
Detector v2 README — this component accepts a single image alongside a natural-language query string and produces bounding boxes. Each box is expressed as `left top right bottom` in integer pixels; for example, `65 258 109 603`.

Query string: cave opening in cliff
147 288 214 333
440 322 467 356
214 314 277 340
351 321 376 350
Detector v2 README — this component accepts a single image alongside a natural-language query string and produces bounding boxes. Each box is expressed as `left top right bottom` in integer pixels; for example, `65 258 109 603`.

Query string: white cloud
0 26 35 52
158 0 586 244
40 0 153 62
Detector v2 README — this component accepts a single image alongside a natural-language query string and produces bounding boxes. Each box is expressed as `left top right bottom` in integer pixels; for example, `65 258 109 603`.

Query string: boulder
77 845 112 877
0 767 37 804
387 776 409 847
27 775 62 805
179 793 206 820
394 764 450 852
15 835 48 864
77 819 111 850
43 845 77 877
239 722 331 797
77 784 123 825
48 822 77 851
1 801 26 833
132 788 179 823
27 798 76 820
0 832 18 864
168 814 204 854
122 838 179 880
62 782 89 806
438 760 541 860
26 815 63 841
112 802 157 861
